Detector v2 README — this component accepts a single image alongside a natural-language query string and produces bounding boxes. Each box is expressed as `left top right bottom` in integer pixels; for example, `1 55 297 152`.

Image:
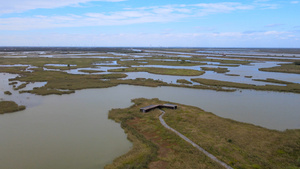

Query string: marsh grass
0 66 28 74
13 82 29 90
200 67 229 73
118 60 207 67
9 81 18 85
191 78 300 93
109 67 205 76
78 69 104 73
259 63 300 74
4 91 12 95
0 101 26 114
43 66 75 70
176 79 193 84
0 57 116 68
107 98 300 169
1 53 299 95
225 74 240 76
11 70 126 95
253 78 295 85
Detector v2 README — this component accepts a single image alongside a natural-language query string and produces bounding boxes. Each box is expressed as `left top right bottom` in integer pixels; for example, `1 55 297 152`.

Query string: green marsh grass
176 79 193 84
109 67 205 76
0 101 26 114
259 63 300 74
107 98 300 169
200 67 229 73
191 78 300 94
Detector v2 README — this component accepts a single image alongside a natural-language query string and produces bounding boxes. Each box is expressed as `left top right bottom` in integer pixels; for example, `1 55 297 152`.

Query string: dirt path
159 109 233 169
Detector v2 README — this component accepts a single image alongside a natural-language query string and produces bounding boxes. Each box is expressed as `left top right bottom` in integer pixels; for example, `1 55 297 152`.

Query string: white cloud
291 1 299 4
0 3 254 31
0 0 125 14
253 0 279 9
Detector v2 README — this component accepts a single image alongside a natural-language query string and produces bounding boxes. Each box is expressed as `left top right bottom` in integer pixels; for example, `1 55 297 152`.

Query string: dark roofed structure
140 104 177 113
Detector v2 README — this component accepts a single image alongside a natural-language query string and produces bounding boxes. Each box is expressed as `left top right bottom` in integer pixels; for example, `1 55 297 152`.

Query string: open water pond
0 88 133 169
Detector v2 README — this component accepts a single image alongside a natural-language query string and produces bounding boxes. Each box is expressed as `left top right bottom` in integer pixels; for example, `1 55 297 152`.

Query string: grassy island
106 98 300 169
259 62 300 74
108 67 205 76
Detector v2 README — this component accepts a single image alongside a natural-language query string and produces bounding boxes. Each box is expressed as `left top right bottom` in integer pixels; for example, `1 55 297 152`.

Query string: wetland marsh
0 47 299 168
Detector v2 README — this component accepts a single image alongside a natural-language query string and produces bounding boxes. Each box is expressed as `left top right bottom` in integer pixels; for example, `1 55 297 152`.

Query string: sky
0 0 299 47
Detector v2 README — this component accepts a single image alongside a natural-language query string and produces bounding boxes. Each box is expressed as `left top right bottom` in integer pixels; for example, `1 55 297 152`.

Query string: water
0 87 133 169
196 48 300 57
92 61 118 66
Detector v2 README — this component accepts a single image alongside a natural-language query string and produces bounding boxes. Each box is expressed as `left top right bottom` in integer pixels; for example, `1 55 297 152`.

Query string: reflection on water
92 61 118 66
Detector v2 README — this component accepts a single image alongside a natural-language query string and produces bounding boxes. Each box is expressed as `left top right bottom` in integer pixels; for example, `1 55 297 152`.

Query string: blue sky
0 0 299 47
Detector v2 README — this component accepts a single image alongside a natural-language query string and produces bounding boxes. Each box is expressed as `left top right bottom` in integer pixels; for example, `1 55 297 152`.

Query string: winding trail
159 109 233 169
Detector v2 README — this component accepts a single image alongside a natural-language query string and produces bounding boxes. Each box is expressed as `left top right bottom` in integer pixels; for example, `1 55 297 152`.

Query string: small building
161 104 177 109
140 104 177 113
140 105 159 113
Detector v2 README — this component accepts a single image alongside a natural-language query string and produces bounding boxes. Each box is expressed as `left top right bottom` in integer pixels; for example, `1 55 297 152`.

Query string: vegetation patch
225 74 240 76
78 69 104 73
9 81 18 85
0 57 116 68
176 79 192 84
44 66 75 70
4 91 12 95
0 66 28 74
13 82 29 90
0 101 26 114
191 78 300 93
111 78 168 88
259 63 300 74
9 70 126 95
109 67 205 76
118 59 207 67
252 78 295 85
201 67 229 73
107 98 300 169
